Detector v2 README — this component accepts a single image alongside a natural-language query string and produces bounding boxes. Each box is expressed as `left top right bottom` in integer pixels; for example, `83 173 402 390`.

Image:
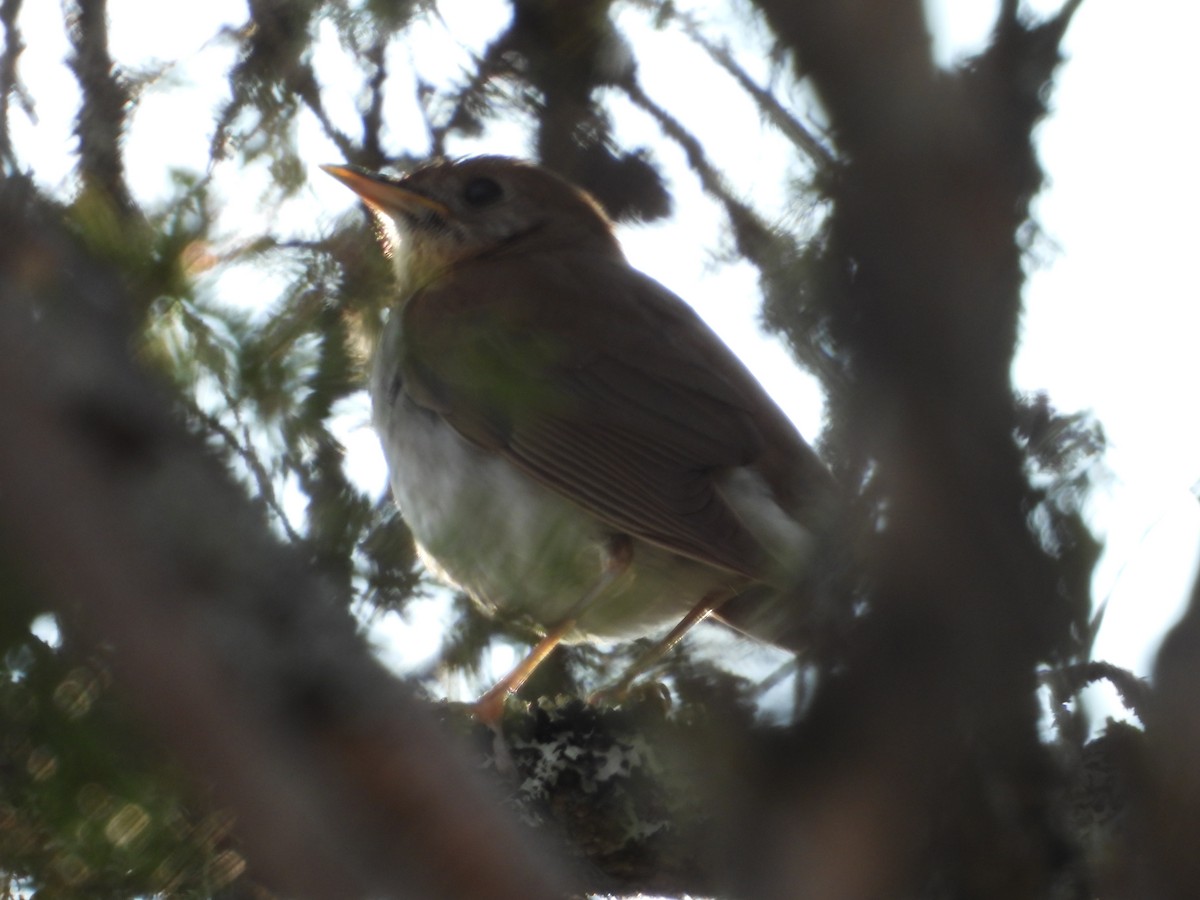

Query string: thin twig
646 1 838 176
620 75 778 264
184 396 304 545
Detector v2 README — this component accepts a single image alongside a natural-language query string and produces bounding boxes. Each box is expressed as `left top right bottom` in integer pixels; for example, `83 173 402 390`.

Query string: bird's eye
462 176 503 207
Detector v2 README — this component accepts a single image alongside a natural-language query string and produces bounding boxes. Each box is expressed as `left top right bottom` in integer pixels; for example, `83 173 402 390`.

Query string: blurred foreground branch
0 179 571 900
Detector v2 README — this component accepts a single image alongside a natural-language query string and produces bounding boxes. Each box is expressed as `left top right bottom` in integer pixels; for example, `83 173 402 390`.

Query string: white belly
372 384 738 642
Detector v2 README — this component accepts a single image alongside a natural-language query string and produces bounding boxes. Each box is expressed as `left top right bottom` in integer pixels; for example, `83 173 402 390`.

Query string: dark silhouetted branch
0 182 574 900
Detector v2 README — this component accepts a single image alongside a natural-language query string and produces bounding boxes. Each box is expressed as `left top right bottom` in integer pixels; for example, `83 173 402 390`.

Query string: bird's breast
368 324 737 641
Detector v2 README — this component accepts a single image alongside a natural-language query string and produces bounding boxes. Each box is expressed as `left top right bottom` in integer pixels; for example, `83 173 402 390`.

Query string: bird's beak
320 164 452 219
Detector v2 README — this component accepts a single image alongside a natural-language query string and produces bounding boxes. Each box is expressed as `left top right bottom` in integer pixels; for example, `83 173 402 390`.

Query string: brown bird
322 156 835 723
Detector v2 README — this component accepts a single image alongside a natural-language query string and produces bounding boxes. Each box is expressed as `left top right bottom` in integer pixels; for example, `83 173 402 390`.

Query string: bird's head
322 156 623 293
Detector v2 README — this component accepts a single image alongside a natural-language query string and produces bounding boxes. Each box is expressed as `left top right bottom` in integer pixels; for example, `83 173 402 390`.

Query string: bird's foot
471 685 521 730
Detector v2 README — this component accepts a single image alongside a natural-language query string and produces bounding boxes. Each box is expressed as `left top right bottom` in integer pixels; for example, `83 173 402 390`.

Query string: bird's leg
472 536 633 726
590 587 734 706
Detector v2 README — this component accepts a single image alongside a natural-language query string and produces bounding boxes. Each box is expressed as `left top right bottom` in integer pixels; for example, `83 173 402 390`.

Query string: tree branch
0 182 574 900
728 2 1090 896
65 0 134 212
0 0 31 171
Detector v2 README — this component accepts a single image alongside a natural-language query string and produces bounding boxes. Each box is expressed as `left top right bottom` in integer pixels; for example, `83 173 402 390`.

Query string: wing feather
397 249 821 577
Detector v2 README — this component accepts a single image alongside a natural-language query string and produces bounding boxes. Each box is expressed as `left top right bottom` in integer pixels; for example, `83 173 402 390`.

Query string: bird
322 156 836 723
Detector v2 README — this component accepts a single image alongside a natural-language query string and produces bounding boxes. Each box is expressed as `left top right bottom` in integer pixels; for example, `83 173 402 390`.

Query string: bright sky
9 0 1200 720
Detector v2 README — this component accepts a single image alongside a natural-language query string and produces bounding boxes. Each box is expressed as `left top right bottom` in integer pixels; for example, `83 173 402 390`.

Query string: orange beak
320 164 452 219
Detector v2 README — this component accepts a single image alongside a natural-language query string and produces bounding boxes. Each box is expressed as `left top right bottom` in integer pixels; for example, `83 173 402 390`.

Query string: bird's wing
397 250 824 577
